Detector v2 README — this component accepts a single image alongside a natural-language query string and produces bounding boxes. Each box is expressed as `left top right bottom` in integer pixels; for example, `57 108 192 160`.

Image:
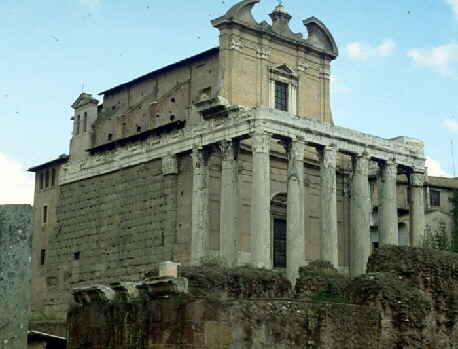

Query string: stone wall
346 246 458 348
66 247 458 349
67 266 380 349
44 159 182 320
0 204 33 349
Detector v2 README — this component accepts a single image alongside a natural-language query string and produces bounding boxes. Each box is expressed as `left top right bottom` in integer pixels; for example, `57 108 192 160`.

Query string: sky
1 0 458 204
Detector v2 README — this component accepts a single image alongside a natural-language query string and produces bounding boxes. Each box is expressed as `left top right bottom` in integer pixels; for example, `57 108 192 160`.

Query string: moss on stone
295 260 350 304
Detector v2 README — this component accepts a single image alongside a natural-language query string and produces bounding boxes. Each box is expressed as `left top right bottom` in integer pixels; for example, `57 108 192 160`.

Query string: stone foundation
66 247 458 348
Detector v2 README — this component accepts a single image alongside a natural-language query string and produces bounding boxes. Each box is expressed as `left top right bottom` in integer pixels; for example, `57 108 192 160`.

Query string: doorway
273 218 287 268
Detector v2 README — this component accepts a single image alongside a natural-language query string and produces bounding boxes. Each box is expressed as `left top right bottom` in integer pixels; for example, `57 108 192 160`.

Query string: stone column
250 131 271 269
410 172 426 247
350 153 371 277
320 145 338 267
219 140 240 266
191 147 209 265
286 139 305 284
378 159 398 245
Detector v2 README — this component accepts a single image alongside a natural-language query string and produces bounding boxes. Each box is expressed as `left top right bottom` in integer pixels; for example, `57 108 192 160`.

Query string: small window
136 125 142 133
275 81 288 111
40 249 46 265
76 115 81 135
51 168 56 187
39 172 44 190
45 170 50 188
108 133 113 141
430 190 441 207
74 252 80 260
170 115 175 122
372 242 379 250
43 205 48 224
83 112 88 132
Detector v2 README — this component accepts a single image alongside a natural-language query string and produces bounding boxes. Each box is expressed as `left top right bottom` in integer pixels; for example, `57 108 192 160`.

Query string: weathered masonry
0 205 33 349
28 0 426 321
60 107 425 279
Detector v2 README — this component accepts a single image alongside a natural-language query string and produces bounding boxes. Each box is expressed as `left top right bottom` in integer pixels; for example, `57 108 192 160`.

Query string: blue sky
1 0 458 203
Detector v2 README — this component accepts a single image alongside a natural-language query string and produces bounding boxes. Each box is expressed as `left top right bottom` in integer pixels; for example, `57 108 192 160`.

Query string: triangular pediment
275 64 294 74
270 64 297 79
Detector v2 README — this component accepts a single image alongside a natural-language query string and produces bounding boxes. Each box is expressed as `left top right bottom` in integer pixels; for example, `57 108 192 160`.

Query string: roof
427 176 458 190
99 47 219 96
28 155 69 172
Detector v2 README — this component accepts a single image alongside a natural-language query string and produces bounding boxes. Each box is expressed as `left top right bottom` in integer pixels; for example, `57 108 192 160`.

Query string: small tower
70 93 99 161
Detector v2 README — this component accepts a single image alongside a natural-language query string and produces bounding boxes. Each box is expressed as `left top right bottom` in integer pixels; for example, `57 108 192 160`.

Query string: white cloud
426 156 451 177
346 39 396 60
443 118 458 133
79 0 100 10
407 42 458 76
0 153 34 205
447 0 458 17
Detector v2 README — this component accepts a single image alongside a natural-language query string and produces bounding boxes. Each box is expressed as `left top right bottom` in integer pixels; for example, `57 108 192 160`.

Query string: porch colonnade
190 133 426 280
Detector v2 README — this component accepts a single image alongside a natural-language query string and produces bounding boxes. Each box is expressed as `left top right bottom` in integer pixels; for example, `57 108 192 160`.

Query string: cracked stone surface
0 204 33 349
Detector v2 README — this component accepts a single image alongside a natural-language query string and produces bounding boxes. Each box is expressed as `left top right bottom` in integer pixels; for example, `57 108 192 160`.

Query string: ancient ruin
28 0 426 329
67 246 458 349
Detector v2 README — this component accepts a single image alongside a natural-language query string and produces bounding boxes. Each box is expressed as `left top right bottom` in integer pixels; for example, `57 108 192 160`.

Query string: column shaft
410 172 425 246
251 132 271 269
219 141 240 266
350 154 371 277
286 140 305 283
191 148 209 265
320 146 338 267
379 160 398 245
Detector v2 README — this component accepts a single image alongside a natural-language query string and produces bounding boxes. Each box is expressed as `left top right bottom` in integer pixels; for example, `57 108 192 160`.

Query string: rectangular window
43 205 48 224
275 81 288 112
40 249 46 265
76 115 80 135
430 190 441 207
83 113 88 133
51 168 56 187
39 172 44 190
74 251 80 260
45 170 50 188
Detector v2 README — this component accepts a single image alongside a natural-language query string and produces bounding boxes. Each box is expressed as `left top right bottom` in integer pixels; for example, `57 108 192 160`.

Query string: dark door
273 218 287 268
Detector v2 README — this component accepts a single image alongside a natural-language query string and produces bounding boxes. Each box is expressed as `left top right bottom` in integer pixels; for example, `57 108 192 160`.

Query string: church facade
29 0 425 321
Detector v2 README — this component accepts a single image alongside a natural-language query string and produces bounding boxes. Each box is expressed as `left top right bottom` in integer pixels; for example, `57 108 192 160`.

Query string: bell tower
69 93 99 161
